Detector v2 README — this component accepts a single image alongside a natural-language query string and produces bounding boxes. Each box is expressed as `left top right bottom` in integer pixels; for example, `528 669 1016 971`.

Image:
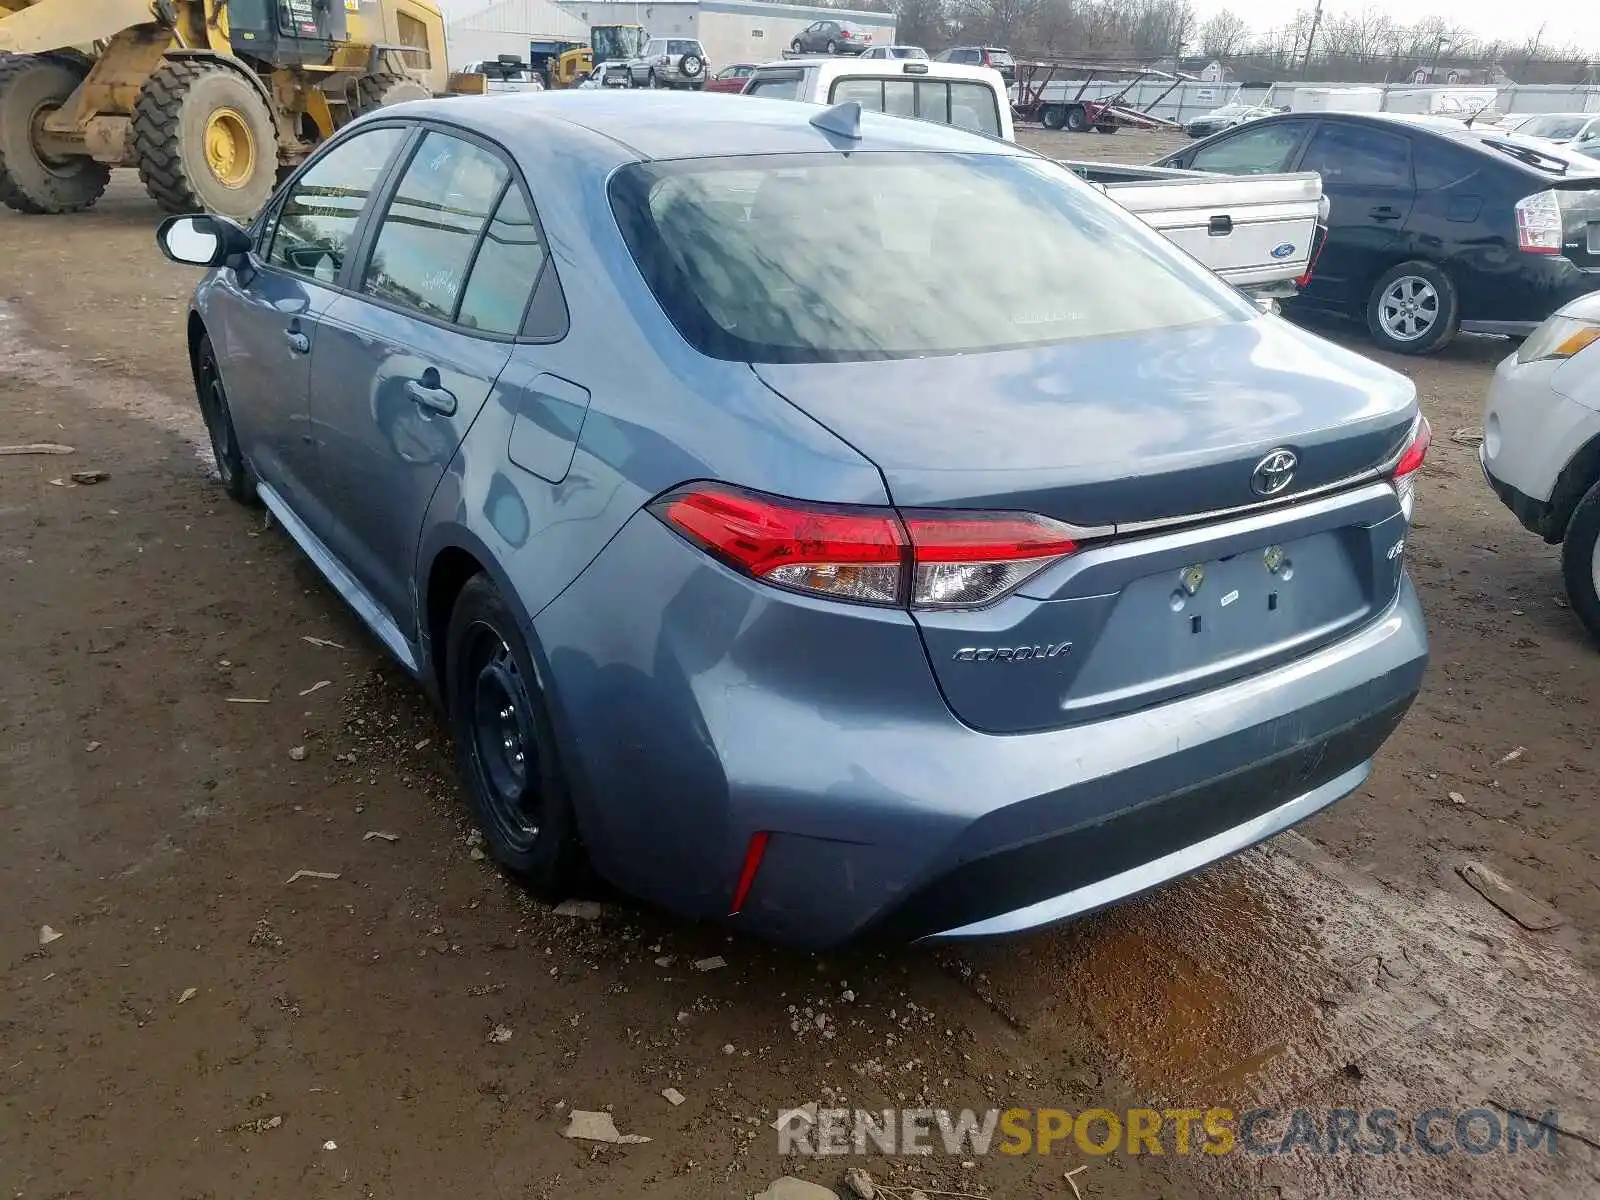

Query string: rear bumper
533 513 1428 949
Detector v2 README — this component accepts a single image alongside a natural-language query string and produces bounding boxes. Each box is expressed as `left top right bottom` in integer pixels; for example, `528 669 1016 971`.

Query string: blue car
157 91 1429 948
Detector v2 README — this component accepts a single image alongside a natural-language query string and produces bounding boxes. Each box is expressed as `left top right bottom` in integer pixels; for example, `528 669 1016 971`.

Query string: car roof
390 90 1026 162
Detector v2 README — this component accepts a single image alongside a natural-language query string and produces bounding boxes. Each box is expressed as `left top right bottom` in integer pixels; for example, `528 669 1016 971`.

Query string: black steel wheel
1065 104 1089 132
195 333 256 504
446 575 584 893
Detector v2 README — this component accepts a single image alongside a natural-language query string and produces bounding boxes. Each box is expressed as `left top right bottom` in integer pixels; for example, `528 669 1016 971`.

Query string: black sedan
1156 112 1600 353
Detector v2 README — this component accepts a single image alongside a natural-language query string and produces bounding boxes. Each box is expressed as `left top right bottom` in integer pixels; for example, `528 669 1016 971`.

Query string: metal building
439 0 591 68
553 0 896 71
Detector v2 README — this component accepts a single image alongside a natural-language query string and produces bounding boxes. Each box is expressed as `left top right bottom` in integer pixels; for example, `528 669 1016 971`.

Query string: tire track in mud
941 834 1600 1196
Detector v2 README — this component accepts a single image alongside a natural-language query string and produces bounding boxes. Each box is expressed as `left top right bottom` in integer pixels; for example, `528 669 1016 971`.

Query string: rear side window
1412 137 1478 190
1299 122 1411 188
456 186 549 336
609 152 1249 363
746 70 803 99
266 126 406 283
361 131 509 322
828 77 1001 137
1190 122 1306 175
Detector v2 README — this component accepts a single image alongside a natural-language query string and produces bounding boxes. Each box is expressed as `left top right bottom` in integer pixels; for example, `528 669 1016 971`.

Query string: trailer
1012 59 1188 133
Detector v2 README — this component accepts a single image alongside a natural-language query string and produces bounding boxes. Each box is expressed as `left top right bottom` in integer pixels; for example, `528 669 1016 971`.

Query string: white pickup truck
739 57 1326 300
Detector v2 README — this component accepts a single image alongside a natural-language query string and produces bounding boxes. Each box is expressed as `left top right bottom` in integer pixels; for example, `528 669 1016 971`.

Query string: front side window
1299 122 1411 188
1189 121 1307 175
610 152 1250 363
361 131 509 322
267 125 407 282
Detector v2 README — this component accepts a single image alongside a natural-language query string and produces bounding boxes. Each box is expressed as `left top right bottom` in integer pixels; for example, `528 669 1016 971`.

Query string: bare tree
1198 9 1248 59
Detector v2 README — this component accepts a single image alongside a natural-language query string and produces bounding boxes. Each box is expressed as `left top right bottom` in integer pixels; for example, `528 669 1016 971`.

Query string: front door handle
1369 205 1402 221
284 326 311 354
406 373 457 417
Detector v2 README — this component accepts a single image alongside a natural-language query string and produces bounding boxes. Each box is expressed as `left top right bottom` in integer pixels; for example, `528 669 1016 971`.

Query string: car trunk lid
752 319 1419 733
1552 175 1600 269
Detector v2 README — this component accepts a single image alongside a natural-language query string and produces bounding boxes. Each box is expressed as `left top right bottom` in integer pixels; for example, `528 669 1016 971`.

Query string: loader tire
133 60 277 219
0 54 110 215
356 72 430 115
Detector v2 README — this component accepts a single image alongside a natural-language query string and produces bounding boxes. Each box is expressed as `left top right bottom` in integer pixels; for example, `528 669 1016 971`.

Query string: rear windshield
667 40 700 55
1468 133 1600 177
828 76 1002 137
609 152 1248 363
985 49 1014 67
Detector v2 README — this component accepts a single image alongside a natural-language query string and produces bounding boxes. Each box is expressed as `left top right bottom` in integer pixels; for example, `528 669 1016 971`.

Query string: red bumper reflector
730 831 771 914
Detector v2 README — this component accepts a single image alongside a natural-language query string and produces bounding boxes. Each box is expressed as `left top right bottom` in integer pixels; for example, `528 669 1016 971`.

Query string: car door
1290 120 1415 313
307 128 543 632
203 123 409 521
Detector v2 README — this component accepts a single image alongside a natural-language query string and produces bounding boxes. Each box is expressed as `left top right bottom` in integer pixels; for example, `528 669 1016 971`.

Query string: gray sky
1188 0 1596 51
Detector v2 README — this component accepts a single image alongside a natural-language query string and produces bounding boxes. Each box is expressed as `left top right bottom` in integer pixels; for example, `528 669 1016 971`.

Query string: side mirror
156 213 252 268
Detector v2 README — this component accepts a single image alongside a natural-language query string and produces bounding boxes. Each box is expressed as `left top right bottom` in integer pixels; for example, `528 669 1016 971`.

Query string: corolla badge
1270 242 1297 259
1251 448 1298 497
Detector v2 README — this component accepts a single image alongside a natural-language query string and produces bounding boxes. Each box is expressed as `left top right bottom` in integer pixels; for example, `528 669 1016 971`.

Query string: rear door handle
1369 205 1402 221
284 327 310 354
406 375 457 417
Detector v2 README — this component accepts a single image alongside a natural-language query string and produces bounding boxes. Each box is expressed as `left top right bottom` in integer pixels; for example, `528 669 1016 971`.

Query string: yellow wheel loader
0 0 450 219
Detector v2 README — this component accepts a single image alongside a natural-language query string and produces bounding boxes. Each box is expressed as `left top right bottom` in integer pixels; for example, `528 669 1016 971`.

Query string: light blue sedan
157 91 1428 946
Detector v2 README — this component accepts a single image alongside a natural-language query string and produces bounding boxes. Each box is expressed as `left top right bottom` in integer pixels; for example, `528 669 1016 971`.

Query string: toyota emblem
1251 448 1298 497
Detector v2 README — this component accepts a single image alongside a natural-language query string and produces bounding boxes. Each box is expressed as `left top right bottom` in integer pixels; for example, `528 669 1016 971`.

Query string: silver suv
628 38 708 89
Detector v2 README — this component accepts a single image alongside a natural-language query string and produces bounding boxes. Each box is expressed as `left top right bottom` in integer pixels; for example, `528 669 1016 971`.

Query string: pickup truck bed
1064 161 1326 297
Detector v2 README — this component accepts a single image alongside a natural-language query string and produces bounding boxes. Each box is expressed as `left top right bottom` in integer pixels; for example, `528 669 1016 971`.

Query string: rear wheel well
426 547 487 703
1544 433 1600 544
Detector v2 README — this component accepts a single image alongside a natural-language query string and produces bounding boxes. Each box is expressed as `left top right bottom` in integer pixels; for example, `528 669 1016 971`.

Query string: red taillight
1296 223 1327 288
730 831 770 914
652 484 1081 609
1393 414 1431 478
841 29 852 38
1515 190 1563 254
657 486 905 605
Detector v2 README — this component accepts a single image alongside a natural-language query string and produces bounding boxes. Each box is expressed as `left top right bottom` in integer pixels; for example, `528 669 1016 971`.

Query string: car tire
680 53 704 79
1065 104 1089 132
1561 480 1600 645
647 69 658 88
194 332 257 506
1041 105 1066 130
1095 123 1119 134
1365 260 1459 355
446 574 586 896
790 38 802 53
826 39 839 54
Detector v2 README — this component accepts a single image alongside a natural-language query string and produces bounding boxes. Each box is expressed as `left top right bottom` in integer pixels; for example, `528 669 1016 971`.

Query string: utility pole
1299 0 1323 80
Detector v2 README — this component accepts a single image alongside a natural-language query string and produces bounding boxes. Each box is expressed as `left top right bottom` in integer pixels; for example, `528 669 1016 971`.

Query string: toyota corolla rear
533 136 1429 948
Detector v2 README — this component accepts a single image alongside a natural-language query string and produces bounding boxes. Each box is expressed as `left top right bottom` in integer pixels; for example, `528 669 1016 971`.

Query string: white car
1481 293 1600 637
859 45 928 60
1512 113 1600 146
459 59 545 93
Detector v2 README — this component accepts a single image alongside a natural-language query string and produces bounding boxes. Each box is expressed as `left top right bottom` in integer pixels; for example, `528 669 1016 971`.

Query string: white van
742 58 1014 141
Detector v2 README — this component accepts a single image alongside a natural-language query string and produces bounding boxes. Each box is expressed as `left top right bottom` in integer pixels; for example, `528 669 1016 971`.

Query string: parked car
578 61 631 89
458 58 545 93
789 19 875 55
707 63 757 93
156 90 1427 948
1573 130 1600 161
1511 112 1600 146
628 37 708 89
741 58 1324 300
931 45 1014 83
1481 294 1600 637
1183 102 1276 138
1156 112 1600 353
859 45 928 60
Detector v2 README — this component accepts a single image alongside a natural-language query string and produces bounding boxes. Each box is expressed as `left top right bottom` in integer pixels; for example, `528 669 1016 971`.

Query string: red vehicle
707 63 758 92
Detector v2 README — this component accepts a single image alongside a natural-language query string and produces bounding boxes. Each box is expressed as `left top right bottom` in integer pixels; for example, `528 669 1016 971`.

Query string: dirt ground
4 129 1600 1200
